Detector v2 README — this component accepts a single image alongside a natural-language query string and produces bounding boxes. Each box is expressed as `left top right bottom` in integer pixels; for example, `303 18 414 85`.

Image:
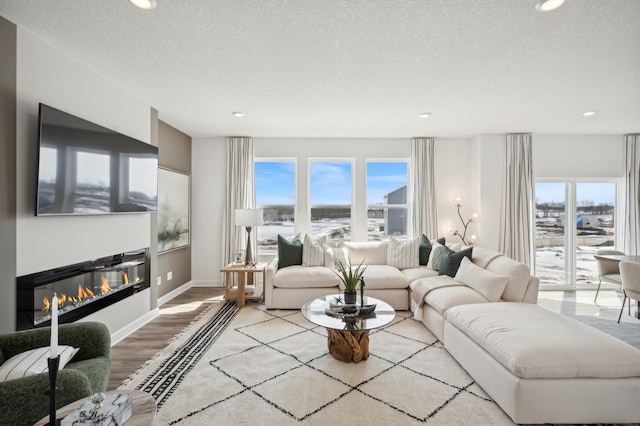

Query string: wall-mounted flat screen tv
36 103 158 216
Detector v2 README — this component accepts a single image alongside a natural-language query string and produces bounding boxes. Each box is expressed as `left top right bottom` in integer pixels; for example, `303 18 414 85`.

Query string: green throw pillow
278 234 303 269
438 246 473 277
420 236 446 265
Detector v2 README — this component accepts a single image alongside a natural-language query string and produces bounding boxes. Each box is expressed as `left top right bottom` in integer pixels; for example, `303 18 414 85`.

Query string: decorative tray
325 304 376 318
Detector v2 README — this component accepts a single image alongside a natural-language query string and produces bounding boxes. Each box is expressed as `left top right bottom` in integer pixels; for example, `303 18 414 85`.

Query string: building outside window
255 160 296 254
367 161 408 240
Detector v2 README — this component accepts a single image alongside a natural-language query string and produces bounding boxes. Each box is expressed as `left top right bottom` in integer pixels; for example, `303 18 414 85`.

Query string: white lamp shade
235 209 264 226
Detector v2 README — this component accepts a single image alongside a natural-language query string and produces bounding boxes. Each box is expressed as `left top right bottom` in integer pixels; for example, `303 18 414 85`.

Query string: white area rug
120 302 514 425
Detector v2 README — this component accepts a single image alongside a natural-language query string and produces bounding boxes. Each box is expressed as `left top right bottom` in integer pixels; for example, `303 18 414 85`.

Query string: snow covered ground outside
257 215 616 288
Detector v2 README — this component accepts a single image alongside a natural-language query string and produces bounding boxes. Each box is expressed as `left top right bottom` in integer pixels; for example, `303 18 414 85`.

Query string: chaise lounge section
444 303 640 424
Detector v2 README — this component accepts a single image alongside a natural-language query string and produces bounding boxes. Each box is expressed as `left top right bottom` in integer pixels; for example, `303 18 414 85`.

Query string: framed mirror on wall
158 167 190 253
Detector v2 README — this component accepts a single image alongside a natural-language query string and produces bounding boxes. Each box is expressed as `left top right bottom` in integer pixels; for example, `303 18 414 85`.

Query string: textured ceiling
1 0 639 138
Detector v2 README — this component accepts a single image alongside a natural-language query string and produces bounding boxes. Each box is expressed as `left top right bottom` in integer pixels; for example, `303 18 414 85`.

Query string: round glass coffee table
301 294 395 363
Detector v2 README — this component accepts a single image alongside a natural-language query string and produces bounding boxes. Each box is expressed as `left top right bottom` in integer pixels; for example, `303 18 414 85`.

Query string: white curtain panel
499 134 534 266
222 137 255 268
624 134 640 255
410 137 438 238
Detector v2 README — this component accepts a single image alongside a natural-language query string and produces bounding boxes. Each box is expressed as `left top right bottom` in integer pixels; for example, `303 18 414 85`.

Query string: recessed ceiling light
535 0 566 12
418 112 431 119
232 111 246 118
582 110 596 117
129 0 157 10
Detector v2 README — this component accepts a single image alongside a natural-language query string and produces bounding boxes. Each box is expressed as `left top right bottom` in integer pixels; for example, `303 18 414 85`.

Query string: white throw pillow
302 234 325 266
0 345 79 382
454 257 509 302
324 245 350 269
387 236 420 269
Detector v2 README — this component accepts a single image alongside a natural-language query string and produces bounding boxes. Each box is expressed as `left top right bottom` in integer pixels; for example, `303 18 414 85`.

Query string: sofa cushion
387 236 420 269
302 234 325 266
401 266 438 282
324 246 350 269
419 236 445 265
0 345 78 382
445 303 640 379
357 265 408 289
439 246 473 277
278 234 303 269
469 246 503 269
343 241 388 265
272 265 341 288
422 283 489 315
485 255 530 302
454 257 508 302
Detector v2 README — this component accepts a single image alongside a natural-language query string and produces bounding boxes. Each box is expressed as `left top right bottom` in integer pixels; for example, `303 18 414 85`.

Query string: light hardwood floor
108 286 226 390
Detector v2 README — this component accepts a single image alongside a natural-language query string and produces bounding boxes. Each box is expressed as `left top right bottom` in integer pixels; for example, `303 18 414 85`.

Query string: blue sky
535 182 616 205
255 161 407 205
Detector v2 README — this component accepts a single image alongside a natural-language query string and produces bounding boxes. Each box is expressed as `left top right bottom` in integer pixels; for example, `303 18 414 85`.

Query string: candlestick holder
45 355 63 426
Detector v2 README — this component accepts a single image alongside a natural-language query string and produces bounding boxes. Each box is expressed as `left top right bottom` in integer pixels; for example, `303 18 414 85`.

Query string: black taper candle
46 355 62 426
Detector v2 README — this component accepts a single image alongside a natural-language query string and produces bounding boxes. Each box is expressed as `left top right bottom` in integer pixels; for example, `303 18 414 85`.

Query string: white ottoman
444 302 640 424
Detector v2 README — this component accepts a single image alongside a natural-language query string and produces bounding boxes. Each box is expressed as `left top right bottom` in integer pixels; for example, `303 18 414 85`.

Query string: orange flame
100 276 112 294
122 271 129 285
78 283 94 300
42 297 50 312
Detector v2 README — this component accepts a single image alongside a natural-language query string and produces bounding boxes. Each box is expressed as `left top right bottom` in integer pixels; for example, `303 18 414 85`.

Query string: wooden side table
221 262 267 307
34 389 156 426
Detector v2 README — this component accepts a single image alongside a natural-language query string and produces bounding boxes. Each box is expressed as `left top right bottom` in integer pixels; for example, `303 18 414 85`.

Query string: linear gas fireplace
17 248 150 330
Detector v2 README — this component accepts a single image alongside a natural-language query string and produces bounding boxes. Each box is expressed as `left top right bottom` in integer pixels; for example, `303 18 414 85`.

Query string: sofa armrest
522 275 540 304
0 322 110 364
264 258 279 309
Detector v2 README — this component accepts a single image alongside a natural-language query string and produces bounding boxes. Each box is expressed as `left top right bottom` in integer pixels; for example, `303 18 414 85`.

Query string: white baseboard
110 280 224 345
158 281 194 306
110 307 159 346
190 279 223 287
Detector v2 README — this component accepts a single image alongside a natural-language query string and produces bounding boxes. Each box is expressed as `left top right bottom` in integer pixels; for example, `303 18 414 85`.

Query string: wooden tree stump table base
327 329 369 363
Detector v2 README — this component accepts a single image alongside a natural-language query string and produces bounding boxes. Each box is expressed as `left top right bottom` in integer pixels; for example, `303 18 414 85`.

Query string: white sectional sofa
265 236 640 423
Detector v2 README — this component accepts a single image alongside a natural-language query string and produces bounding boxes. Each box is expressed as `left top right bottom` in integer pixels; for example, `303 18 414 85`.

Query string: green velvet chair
0 321 111 426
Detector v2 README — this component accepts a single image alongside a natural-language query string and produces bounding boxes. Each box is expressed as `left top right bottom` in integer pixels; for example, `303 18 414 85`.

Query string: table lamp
235 209 264 265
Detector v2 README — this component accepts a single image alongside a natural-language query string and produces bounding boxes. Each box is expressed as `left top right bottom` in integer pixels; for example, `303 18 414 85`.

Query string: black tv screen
36 103 158 215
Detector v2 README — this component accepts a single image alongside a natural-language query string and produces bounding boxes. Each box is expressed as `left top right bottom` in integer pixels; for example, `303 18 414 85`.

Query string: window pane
535 182 567 285
310 161 352 244
367 161 408 239
310 162 351 205
255 161 295 253
366 162 407 205
257 206 295 254
255 161 295 205
576 182 616 288
368 207 408 240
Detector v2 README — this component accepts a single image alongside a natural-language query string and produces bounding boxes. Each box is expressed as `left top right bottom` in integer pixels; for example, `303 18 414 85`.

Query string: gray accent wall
158 120 192 298
0 16 17 333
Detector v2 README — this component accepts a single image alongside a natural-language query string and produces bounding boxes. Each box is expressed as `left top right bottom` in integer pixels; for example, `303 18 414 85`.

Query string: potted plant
334 259 367 305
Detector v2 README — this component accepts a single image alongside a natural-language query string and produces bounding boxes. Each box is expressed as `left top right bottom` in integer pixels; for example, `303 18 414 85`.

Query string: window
535 180 617 289
309 160 353 244
367 161 408 240
255 160 296 253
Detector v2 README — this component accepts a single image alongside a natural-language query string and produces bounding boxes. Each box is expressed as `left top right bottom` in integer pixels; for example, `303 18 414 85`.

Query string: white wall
191 137 477 285
14 29 153 331
533 135 624 178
